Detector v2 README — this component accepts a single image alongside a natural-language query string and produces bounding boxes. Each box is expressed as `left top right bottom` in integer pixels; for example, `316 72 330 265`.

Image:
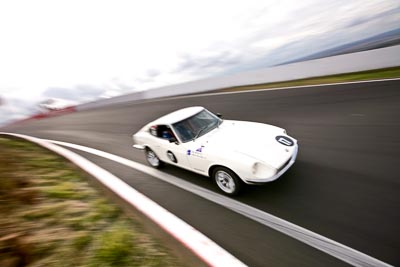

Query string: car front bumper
243 144 298 184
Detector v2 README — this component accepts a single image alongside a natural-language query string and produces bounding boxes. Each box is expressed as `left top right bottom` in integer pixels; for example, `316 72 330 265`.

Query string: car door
150 125 192 169
185 139 210 174
160 140 192 169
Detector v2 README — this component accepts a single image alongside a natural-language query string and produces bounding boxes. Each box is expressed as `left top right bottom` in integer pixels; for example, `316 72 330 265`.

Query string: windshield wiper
194 126 208 141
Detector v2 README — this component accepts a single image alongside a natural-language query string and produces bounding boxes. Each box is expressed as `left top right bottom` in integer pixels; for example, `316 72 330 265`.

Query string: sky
0 0 399 125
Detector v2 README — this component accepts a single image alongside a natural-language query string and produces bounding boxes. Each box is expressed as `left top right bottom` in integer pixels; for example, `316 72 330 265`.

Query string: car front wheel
212 167 242 195
145 148 163 168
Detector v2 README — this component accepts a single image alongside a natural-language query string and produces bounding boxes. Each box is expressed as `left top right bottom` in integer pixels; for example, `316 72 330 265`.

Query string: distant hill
281 28 400 65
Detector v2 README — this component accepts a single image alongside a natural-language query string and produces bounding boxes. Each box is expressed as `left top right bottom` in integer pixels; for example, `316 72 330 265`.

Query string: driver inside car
162 128 174 140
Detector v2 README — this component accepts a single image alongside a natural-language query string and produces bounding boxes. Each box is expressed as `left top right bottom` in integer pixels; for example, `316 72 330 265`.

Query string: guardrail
77 45 400 111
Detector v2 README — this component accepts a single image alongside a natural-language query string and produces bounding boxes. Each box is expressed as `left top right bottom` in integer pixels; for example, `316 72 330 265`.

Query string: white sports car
132 106 298 195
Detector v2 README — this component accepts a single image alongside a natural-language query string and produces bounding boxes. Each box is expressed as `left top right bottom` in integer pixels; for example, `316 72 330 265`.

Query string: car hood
200 120 297 169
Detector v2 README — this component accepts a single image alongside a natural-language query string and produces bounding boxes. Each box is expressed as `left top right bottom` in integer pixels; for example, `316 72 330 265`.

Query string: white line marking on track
140 77 400 104
39 137 393 267
0 132 247 267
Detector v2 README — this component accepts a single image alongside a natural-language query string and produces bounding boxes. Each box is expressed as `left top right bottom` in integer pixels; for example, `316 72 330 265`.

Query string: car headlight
252 162 277 178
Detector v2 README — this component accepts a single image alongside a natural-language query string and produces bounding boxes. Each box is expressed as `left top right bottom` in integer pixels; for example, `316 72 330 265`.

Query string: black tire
145 148 164 169
212 167 242 195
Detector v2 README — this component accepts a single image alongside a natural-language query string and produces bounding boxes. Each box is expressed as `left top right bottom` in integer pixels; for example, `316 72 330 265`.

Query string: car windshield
172 109 222 142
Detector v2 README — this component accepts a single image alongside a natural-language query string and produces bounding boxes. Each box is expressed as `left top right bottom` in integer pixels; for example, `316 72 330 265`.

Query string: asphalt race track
3 79 400 266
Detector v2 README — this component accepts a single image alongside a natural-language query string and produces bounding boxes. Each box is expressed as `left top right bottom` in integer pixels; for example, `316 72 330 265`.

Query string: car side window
149 125 176 140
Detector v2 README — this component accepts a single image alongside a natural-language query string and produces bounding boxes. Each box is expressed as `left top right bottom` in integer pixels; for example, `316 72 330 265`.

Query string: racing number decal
167 151 178 163
275 135 294 146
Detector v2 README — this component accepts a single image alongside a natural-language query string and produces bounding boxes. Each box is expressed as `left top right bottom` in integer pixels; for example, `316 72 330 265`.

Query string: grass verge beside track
0 137 184 267
217 66 400 93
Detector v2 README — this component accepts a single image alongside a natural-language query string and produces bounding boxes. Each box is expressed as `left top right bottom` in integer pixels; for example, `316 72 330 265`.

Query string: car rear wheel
145 148 163 168
212 167 242 195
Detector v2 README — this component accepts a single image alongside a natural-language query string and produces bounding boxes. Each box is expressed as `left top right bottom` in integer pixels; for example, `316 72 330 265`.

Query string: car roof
152 106 205 125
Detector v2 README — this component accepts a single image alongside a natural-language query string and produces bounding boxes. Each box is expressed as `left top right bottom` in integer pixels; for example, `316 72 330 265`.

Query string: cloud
342 6 400 29
42 85 106 102
175 50 243 75
0 97 39 126
146 69 161 78
0 0 399 124
168 1 400 78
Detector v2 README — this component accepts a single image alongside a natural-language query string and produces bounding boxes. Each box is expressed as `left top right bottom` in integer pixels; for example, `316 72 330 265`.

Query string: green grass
0 137 184 267
218 66 400 93
22 203 68 220
73 233 93 251
43 181 90 200
91 224 135 267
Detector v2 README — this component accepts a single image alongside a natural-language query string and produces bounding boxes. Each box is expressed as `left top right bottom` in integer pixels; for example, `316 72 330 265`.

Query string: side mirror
169 137 178 144
216 113 222 118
